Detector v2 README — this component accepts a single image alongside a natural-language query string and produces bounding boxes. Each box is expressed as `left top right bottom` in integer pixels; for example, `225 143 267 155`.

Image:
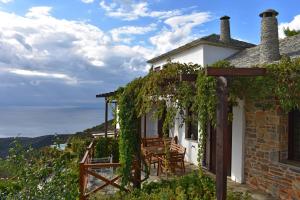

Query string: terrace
77 67 278 200
79 136 273 200
79 136 190 199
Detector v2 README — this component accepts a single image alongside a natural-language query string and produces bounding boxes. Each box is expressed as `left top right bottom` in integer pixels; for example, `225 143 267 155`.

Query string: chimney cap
259 9 278 17
220 15 230 20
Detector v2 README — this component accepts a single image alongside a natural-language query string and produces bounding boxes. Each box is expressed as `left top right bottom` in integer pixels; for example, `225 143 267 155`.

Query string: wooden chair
157 143 186 176
142 137 172 147
141 147 158 172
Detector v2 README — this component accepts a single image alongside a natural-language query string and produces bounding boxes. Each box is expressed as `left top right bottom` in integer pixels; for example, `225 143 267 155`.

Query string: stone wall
244 102 300 199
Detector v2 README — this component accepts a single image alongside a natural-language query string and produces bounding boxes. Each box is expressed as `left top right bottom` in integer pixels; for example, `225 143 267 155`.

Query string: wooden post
216 77 228 200
79 162 85 200
114 102 117 138
180 68 266 200
144 115 147 138
105 97 108 138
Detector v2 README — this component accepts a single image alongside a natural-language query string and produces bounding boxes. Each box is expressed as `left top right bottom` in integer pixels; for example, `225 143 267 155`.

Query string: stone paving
146 162 275 200
87 161 274 200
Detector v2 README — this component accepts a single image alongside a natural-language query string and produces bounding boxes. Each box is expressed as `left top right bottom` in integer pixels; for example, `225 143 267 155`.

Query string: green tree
0 140 80 200
284 27 300 37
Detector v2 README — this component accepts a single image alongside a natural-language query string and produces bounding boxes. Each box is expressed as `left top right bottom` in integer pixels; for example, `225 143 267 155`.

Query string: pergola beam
96 91 117 98
179 73 198 82
206 67 266 76
179 67 266 82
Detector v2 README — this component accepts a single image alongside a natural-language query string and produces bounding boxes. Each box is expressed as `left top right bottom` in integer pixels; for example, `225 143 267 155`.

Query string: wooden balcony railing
79 141 127 200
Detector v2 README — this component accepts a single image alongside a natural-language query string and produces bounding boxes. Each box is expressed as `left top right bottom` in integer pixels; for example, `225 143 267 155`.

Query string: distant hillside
0 119 114 158
0 134 70 158
73 119 114 137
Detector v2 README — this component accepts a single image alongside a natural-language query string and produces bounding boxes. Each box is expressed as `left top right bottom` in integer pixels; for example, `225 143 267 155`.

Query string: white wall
150 44 242 168
151 44 239 68
152 45 204 68
231 100 245 183
202 44 238 66
171 110 199 165
116 105 120 130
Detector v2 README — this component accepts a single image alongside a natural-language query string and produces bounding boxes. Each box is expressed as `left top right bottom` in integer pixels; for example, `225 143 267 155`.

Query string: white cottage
98 9 300 199
144 16 255 183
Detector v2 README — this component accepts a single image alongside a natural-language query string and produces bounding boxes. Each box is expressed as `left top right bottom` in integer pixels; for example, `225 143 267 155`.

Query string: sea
0 106 111 138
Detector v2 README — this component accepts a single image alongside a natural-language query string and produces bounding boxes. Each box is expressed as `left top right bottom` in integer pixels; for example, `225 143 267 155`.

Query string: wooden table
143 146 177 157
143 146 165 156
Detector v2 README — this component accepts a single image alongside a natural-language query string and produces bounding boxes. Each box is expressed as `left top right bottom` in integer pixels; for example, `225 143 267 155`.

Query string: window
288 109 300 161
185 107 198 140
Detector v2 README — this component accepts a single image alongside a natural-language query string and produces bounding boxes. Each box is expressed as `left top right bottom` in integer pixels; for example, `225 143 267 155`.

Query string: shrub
94 137 119 162
68 136 91 158
91 172 252 200
0 141 80 199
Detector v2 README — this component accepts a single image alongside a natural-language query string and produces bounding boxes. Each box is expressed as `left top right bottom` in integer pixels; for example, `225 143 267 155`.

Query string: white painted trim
231 99 245 183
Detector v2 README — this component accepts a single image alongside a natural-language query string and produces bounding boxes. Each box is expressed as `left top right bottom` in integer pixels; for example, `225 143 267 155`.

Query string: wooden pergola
181 67 266 200
96 91 117 138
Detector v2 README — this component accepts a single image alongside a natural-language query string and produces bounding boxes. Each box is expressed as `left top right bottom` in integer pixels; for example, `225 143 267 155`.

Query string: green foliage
91 172 251 200
227 191 251 200
114 57 300 189
265 56 300 111
194 58 300 167
138 62 199 131
0 140 80 200
195 70 217 171
284 27 300 37
118 78 144 186
68 136 91 159
0 158 12 178
114 63 200 185
95 137 119 162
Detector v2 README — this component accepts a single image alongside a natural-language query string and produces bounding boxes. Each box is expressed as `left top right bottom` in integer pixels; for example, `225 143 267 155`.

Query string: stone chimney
220 16 231 43
259 9 280 63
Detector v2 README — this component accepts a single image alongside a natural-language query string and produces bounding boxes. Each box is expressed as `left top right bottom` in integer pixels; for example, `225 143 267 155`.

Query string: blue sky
0 0 299 107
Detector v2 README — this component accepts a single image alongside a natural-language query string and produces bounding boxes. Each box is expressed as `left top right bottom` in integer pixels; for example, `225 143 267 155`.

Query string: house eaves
147 34 256 64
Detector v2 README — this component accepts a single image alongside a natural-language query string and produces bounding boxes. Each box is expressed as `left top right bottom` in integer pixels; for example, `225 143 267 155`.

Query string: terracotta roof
227 34 300 67
147 34 256 63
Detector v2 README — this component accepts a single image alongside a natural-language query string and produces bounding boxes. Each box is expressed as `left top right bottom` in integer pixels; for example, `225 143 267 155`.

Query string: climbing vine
194 56 300 174
117 78 144 186
115 56 300 184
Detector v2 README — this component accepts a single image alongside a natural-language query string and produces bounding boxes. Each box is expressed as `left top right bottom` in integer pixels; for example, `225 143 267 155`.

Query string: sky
0 0 299 108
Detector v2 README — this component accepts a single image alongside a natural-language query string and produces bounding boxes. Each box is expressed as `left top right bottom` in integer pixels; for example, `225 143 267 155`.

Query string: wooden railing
79 141 126 200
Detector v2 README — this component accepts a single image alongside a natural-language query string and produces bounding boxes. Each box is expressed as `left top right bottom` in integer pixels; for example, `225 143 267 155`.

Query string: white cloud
279 15 300 38
164 12 212 29
110 23 156 43
0 5 214 107
81 0 94 3
150 12 212 54
7 68 77 84
99 1 181 21
26 6 52 18
0 6 151 93
0 0 13 3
